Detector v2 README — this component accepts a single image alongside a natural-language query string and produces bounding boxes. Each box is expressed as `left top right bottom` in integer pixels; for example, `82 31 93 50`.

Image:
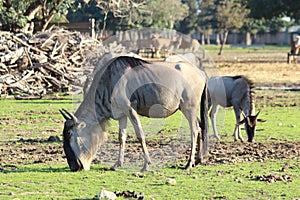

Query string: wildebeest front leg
128 109 152 172
111 116 127 170
233 107 243 142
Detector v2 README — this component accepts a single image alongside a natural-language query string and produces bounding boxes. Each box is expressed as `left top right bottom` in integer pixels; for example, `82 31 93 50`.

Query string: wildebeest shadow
15 99 75 105
73 199 94 200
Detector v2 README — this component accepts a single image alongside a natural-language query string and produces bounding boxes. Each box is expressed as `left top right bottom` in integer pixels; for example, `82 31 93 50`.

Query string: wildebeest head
239 111 264 142
60 109 107 172
60 109 84 171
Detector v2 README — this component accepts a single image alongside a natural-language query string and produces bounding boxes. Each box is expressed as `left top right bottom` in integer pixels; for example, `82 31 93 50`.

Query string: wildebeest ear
76 121 86 131
257 119 267 123
60 109 70 120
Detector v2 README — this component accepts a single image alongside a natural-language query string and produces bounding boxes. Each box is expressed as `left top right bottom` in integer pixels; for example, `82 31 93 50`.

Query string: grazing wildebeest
208 75 261 142
60 53 208 172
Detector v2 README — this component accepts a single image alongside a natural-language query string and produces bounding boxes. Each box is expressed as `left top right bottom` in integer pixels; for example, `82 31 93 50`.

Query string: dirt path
1 136 299 171
204 50 300 86
216 62 300 87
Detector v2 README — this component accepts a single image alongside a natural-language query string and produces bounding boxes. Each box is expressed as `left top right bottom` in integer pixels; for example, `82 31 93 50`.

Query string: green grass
0 96 299 199
217 106 300 143
1 160 299 199
0 97 80 140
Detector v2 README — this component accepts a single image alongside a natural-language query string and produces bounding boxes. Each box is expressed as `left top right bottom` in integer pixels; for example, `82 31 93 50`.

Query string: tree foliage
79 0 149 35
198 0 216 44
176 0 199 34
67 0 104 22
246 0 300 20
67 0 188 33
0 0 75 33
143 0 189 29
198 0 249 54
1 0 299 47
216 0 249 33
217 0 249 54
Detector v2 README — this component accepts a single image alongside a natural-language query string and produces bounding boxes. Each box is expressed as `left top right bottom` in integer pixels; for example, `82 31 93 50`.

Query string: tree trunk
201 34 205 45
24 0 42 17
21 0 42 33
41 15 55 31
218 31 228 55
100 12 108 39
41 0 64 32
245 31 252 45
216 33 220 46
206 34 210 45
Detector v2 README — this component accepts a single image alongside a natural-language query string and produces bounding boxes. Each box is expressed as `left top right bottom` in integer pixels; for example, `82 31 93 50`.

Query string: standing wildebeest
164 53 203 71
60 53 208 172
208 75 261 142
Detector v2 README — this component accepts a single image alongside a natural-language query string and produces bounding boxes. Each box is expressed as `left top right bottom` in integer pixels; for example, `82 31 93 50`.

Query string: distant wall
227 32 292 45
48 20 294 46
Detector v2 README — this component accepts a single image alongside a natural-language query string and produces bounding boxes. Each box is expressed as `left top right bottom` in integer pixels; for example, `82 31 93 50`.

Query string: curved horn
60 108 78 123
59 109 70 120
255 110 261 117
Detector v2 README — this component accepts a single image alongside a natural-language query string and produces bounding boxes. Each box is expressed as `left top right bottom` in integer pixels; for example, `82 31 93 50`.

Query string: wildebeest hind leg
195 122 203 165
128 108 152 172
184 115 200 169
210 104 220 141
111 116 127 170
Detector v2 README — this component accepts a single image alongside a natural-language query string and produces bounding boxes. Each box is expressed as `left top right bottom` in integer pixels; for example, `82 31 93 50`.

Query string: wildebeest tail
200 81 209 156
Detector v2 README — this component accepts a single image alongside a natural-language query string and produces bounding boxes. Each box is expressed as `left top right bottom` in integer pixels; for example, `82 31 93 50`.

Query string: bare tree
216 0 249 55
92 0 148 38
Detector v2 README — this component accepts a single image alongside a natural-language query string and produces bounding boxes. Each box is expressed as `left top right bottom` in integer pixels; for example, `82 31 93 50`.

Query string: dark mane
226 75 255 113
97 56 150 81
227 75 254 89
78 55 151 122
239 75 255 114
116 56 150 68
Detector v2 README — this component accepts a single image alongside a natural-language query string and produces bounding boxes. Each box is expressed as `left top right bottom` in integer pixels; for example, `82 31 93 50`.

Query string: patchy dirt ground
205 50 300 87
0 135 299 172
216 62 300 87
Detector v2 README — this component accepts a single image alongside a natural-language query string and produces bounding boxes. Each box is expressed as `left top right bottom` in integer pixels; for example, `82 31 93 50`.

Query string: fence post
89 18 95 39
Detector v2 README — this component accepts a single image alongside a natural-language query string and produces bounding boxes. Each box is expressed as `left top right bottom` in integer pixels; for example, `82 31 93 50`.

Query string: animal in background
208 75 264 142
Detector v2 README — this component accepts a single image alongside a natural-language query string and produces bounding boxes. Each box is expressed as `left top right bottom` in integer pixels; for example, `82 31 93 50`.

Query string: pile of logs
0 27 107 98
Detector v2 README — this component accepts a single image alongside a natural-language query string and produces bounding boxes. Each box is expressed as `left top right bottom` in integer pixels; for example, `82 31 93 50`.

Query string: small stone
97 190 117 200
133 172 145 178
165 178 176 185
